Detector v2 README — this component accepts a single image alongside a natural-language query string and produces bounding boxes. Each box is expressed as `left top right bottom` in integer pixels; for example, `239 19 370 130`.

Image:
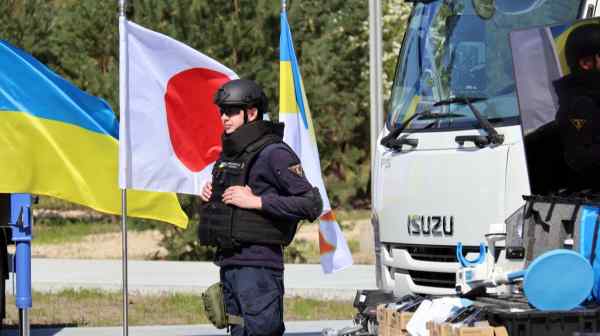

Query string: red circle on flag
164 68 229 172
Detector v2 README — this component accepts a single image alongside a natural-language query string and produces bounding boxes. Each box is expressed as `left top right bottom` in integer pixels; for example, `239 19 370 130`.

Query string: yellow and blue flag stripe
279 11 317 145
279 12 353 273
0 40 187 227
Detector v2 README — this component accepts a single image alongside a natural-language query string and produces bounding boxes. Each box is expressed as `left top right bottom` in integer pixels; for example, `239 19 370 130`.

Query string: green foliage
158 222 217 261
0 1 120 109
284 238 316 264
50 1 119 109
157 194 217 261
284 0 371 207
0 0 56 62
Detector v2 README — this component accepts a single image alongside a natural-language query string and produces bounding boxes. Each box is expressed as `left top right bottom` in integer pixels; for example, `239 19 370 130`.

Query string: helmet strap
243 108 248 124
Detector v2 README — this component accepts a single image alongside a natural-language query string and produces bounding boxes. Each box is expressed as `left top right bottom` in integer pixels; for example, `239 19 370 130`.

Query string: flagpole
368 0 383 289
120 193 128 336
369 0 383 181
118 1 129 336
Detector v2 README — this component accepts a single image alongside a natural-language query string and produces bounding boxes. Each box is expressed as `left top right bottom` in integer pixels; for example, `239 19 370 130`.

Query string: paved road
8 259 376 300
0 320 355 336
2 259 372 335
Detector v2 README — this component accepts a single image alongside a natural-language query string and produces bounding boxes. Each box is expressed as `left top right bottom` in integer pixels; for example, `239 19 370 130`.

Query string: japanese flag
119 20 237 194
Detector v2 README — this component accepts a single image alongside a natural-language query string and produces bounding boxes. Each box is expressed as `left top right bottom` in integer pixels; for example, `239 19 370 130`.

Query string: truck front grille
389 243 481 262
385 243 481 289
407 270 455 288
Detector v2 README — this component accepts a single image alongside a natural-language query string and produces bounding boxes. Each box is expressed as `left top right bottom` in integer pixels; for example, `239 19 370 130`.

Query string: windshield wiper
381 111 465 150
435 96 504 148
433 96 487 107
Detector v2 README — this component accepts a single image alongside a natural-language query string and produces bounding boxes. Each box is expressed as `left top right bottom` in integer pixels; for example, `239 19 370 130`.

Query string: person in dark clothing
552 23 600 192
198 79 323 335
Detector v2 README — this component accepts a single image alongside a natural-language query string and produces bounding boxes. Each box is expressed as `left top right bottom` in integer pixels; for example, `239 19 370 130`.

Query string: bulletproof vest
198 122 299 249
554 71 600 176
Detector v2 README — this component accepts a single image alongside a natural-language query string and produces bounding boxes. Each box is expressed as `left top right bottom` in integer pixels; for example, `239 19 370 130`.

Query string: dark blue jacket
216 142 319 270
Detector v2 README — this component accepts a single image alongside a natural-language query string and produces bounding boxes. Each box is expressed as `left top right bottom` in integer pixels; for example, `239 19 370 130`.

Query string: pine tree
284 0 371 206
49 1 119 110
0 0 56 65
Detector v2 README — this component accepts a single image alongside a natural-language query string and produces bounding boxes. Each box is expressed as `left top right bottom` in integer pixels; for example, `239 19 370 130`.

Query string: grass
284 238 321 263
2 289 356 327
34 220 120 245
33 216 163 245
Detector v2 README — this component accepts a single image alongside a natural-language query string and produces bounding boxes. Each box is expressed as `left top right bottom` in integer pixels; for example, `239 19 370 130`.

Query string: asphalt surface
7 259 376 300
0 320 355 336
1 259 374 335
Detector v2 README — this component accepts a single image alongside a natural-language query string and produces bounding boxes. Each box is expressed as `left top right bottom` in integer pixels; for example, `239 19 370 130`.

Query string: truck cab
372 0 598 296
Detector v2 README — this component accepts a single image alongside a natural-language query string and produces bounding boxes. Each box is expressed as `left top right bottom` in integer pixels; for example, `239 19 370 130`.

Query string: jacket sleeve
260 146 323 222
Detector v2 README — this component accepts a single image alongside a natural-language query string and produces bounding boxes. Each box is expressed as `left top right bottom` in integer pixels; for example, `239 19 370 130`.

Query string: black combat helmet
565 23 600 73
214 79 268 121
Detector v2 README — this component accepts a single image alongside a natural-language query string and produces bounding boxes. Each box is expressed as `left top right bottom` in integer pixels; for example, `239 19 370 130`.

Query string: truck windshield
387 0 582 131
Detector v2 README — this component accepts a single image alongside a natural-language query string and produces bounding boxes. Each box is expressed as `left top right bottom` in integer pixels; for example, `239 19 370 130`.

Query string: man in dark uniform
553 23 600 192
198 79 323 335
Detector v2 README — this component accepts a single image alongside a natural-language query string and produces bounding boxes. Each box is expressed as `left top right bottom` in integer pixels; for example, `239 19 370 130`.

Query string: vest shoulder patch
570 118 586 131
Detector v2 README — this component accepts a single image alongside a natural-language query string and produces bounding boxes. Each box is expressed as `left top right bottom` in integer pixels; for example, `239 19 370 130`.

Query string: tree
285 0 371 206
0 0 57 65
49 1 119 110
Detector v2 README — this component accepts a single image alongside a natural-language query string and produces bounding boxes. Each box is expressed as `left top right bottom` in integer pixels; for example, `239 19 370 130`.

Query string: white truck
371 0 600 297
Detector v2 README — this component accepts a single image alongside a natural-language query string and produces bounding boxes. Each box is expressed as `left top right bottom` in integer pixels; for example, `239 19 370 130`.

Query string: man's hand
200 181 212 202
222 185 262 209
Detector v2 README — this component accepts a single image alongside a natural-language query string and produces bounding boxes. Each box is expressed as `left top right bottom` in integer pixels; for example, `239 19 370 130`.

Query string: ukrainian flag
0 40 187 228
279 12 352 273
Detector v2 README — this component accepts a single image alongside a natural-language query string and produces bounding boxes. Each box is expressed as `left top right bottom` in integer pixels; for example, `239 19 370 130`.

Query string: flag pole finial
119 0 127 17
281 0 287 12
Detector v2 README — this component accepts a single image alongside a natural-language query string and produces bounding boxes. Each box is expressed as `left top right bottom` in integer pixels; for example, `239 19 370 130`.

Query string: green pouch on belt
201 282 243 329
